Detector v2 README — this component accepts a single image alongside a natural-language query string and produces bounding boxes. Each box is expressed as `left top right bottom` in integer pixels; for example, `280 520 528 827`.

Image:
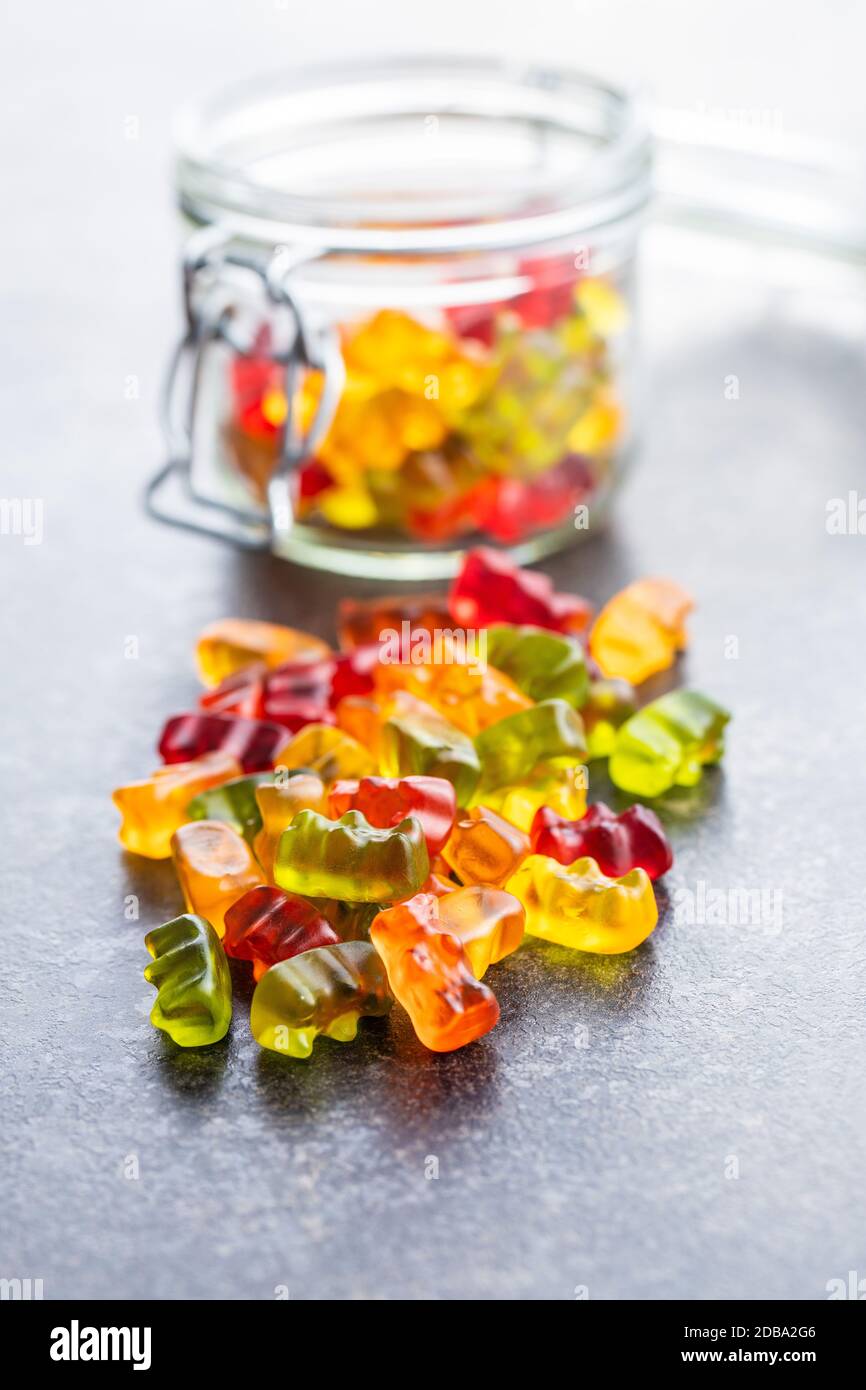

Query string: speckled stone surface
3 111 866 1298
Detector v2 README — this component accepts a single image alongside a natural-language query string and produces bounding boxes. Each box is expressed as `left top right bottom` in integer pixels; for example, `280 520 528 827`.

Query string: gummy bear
530 802 673 880
485 623 589 706
328 775 456 856
196 618 330 687
474 699 587 792
333 695 384 761
113 751 241 859
158 712 290 774
474 763 588 833
506 854 657 953
442 805 530 888
253 774 329 876
608 690 730 797
329 645 383 705
437 885 525 978
275 723 376 782
223 885 339 981
172 820 265 937
337 593 453 649
370 894 500 1051
144 913 232 1046
260 657 337 731
251 941 393 1058
186 771 274 845
449 549 593 634
380 693 481 806
589 578 693 685
274 809 429 903
199 663 267 720
375 657 531 737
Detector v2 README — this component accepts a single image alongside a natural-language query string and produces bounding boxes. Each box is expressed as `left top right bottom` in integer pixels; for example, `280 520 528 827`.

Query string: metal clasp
146 229 344 549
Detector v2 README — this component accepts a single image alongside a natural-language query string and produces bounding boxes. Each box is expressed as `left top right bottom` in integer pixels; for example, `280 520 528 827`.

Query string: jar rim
175 56 652 256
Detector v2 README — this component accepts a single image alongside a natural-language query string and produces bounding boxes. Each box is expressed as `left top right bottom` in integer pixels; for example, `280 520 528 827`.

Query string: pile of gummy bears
114 549 730 1056
227 266 626 542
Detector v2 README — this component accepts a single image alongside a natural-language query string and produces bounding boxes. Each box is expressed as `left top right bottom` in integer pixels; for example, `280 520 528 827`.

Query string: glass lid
175 57 652 255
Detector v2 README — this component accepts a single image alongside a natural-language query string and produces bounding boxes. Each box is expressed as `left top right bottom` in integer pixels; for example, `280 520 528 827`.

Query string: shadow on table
151 1033 230 1098
118 851 183 926
250 1011 503 1129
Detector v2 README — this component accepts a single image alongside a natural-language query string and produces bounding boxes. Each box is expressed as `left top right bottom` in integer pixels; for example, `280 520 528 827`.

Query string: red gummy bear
530 802 673 880
261 656 337 731
449 549 593 634
329 646 381 705
158 712 289 773
231 330 283 442
199 663 267 720
328 776 457 857
471 455 594 544
223 885 339 980
513 254 581 330
200 649 381 732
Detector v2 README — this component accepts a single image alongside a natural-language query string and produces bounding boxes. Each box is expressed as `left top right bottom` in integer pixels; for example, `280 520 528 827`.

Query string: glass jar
151 58 651 578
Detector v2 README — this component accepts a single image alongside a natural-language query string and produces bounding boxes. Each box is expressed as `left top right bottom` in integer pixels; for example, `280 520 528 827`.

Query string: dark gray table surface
3 103 866 1297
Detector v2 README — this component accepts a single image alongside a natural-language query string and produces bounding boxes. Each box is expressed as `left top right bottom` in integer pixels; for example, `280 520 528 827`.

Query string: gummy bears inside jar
225 263 629 547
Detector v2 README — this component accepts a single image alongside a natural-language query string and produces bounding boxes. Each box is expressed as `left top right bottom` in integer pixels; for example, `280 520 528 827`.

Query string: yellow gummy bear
277 724 376 783
506 854 657 954
589 578 694 685
437 885 525 978
567 393 622 457
253 774 329 876
472 762 588 833
196 619 330 686
574 278 629 337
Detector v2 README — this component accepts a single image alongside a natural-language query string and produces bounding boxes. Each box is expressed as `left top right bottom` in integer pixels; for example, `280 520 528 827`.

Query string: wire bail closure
146 228 344 549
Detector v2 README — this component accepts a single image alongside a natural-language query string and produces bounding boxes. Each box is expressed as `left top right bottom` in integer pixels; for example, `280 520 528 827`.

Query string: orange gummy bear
442 805 530 888
370 894 500 1052
113 751 241 859
171 820 265 936
437 885 525 978
374 659 531 737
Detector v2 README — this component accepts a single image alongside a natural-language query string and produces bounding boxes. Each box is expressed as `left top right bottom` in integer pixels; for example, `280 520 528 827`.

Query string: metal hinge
145 227 344 548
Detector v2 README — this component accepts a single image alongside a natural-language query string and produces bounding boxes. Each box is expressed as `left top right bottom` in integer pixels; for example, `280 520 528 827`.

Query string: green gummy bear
474 699 587 791
583 677 638 760
144 913 232 1047
608 689 731 797
274 809 429 903
251 941 393 1059
458 323 589 472
311 898 382 942
380 698 481 806
485 625 589 707
186 772 274 844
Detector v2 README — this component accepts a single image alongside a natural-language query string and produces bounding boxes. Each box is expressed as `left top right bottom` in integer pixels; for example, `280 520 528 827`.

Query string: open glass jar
152 58 651 577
